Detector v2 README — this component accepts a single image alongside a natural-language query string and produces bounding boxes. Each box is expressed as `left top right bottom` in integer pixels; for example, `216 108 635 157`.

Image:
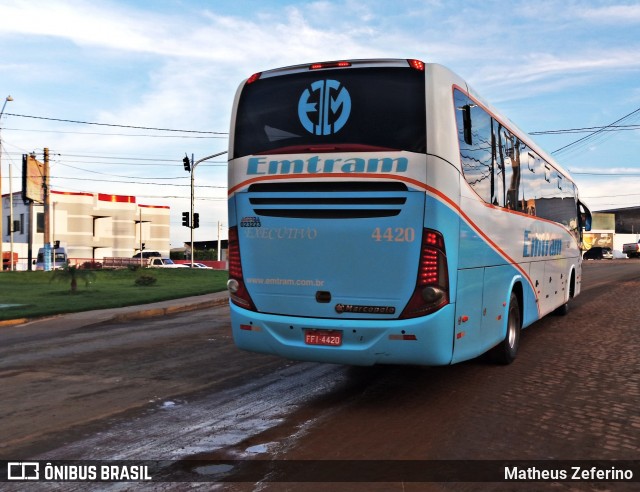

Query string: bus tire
555 302 569 316
491 292 521 365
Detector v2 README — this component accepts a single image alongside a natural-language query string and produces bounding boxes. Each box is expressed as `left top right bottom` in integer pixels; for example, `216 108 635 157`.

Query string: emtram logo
298 79 351 136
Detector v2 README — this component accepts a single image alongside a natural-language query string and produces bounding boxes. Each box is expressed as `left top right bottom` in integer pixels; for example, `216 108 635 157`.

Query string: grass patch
0 269 228 320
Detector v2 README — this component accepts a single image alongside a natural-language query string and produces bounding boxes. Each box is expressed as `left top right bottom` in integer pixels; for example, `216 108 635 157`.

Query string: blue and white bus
226 59 591 366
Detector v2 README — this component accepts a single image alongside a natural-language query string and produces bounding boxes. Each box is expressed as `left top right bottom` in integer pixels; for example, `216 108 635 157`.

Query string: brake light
408 59 425 71
400 229 449 319
310 61 351 70
246 72 262 84
227 226 257 311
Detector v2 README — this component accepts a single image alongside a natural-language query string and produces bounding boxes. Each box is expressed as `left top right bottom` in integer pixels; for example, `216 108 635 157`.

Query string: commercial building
2 190 169 270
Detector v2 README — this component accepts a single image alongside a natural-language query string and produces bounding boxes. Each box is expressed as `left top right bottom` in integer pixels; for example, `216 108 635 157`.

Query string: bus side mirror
578 201 592 232
462 105 472 145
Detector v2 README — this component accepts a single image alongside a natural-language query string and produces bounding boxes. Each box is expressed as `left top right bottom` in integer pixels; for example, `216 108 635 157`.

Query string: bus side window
527 152 535 172
454 89 493 204
497 126 521 211
520 150 539 216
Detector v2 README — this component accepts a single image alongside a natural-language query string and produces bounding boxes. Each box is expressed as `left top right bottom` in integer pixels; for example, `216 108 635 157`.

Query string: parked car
187 263 212 269
583 247 613 260
622 240 640 258
148 258 188 268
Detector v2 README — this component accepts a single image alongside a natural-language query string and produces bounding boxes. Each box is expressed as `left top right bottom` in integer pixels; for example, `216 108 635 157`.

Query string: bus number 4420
371 227 415 243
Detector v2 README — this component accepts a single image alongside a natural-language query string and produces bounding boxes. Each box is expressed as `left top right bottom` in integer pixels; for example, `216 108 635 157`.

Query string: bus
226 59 591 366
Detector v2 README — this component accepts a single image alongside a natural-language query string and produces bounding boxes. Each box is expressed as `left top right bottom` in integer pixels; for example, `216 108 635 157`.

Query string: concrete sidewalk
0 290 230 330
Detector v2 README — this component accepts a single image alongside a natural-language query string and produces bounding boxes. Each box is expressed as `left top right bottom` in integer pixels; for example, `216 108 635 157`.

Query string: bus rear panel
226 59 588 366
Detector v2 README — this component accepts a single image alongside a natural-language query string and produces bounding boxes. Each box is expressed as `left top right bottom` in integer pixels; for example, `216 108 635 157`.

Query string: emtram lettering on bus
246 155 409 175
523 230 563 257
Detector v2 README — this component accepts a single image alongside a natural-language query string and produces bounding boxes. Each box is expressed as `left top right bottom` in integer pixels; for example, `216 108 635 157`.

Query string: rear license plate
304 329 342 347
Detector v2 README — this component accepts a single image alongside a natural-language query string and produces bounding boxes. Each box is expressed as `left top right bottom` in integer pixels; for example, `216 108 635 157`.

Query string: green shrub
135 274 157 287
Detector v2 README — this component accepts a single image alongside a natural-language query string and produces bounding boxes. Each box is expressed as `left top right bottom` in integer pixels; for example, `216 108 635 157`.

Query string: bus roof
237 58 575 186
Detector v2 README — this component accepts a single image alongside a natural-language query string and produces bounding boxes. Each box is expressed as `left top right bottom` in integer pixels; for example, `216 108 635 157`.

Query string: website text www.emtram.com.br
246 277 325 287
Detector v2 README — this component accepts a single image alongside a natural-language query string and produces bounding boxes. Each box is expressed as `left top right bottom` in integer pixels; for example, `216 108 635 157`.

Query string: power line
583 192 640 198
3 126 226 139
550 106 640 155
5 112 228 135
571 171 640 176
54 176 227 188
3 150 227 167
57 162 188 179
530 124 640 135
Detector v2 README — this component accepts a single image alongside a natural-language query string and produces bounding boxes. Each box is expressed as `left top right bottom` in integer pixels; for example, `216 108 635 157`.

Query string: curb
112 296 229 322
0 317 30 328
0 294 230 328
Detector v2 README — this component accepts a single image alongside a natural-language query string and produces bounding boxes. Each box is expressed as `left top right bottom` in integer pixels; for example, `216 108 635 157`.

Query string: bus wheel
555 271 574 316
554 302 569 316
491 292 521 365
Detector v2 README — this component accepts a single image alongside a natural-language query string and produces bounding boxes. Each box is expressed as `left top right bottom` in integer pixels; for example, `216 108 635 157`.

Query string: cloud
0 0 385 64
3 0 640 240
579 3 640 23
469 48 640 105
578 176 640 210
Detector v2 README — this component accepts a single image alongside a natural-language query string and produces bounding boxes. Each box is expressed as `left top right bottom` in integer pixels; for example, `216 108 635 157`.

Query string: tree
51 263 96 293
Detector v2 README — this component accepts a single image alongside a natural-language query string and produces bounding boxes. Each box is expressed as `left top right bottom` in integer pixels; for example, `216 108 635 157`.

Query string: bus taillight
227 226 257 311
246 72 262 84
408 59 425 71
309 61 351 70
400 229 449 319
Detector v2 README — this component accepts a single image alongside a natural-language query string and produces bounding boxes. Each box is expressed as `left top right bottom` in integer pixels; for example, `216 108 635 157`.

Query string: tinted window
454 89 578 232
234 67 426 158
454 90 494 203
496 125 523 211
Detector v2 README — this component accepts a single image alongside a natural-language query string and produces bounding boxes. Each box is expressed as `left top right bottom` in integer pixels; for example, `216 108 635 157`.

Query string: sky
1 0 640 247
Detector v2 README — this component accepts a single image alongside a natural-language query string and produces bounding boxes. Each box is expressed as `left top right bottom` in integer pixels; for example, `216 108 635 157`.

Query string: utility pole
189 153 195 268
182 150 227 268
43 147 52 271
0 95 13 271
217 221 221 262
9 155 14 270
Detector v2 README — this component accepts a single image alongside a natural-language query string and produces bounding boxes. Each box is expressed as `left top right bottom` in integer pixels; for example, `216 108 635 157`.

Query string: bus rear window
233 67 426 158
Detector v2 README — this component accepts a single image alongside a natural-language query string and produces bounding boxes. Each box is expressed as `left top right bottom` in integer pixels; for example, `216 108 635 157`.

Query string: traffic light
182 211 190 227
193 213 200 229
183 154 191 172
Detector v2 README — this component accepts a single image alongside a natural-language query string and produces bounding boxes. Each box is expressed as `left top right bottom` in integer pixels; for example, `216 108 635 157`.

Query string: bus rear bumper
229 302 456 366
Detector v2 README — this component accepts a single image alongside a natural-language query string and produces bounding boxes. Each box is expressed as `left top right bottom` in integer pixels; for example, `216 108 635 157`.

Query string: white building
2 190 170 270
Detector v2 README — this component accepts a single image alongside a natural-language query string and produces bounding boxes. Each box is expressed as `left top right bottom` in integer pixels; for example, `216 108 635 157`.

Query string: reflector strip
240 324 261 332
389 334 418 341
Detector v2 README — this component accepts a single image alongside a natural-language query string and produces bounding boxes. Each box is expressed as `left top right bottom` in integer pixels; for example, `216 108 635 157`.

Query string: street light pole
9 152 14 270
186 150 227 268
0 95 14 271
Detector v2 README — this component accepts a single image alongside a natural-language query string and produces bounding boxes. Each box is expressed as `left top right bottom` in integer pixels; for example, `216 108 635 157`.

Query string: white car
148 258 188 268
188 262 213 269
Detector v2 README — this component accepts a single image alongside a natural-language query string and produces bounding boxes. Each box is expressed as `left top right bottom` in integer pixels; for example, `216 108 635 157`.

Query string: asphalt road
1 260 639 491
